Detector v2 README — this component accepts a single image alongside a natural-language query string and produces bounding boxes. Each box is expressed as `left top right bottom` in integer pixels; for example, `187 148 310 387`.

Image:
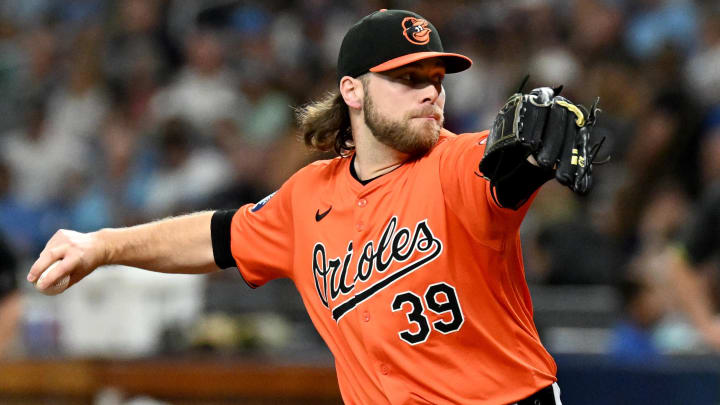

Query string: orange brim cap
337 10 473 83
369 51 472 74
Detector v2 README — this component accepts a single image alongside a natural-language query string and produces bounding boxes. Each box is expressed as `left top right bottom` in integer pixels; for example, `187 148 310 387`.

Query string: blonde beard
363 94 442 158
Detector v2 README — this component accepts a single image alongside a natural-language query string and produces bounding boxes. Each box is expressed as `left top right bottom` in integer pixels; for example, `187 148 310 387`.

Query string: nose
421 82 442 104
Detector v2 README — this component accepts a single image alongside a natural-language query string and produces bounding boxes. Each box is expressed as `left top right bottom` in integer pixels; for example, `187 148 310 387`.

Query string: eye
398 73 413 82
392 70 443 88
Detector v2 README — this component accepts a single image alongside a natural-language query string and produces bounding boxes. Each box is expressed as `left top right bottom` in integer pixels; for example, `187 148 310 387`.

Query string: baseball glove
479 85 605 206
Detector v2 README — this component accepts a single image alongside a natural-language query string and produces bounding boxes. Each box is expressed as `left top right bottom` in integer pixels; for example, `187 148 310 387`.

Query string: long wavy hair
297 74 374 156
295 89 354 156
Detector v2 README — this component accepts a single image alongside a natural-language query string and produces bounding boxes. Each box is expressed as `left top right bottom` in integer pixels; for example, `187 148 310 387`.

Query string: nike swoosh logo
315 206 332 222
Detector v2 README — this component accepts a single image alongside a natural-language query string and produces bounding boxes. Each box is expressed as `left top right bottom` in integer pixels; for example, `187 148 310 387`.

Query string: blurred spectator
525 183 621 285
240 79 294 145
66 112 153 231
668 185 720 350
609 268 667 364
624 0 699 60
684 6 720 106
609 89 698 251
0 102 80 255
608 180 695 358
0 160 48 257
636 181 691 253
0 99 86 207
46 25 110 144
142 117 231 218
206 118 268 210
150 29 246 139
570 0 625 60
103 0 178 130
697 116 720 185
0 25 60 133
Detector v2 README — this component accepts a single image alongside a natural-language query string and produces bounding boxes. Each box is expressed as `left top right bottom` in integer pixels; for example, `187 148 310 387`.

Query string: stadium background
0 0 719 403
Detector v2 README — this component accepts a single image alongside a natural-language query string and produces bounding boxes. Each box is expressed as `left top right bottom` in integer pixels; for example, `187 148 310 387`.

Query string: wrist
92 228 115 267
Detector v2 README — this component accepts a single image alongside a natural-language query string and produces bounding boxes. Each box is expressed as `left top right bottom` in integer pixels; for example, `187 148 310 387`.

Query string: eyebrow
403 60 445 70
391 62 446 75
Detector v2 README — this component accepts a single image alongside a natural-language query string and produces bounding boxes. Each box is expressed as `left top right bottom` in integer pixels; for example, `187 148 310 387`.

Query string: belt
512 383 561 405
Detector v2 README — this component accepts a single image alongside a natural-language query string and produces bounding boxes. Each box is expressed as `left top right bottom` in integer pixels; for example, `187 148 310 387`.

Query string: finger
27 230 69 282
28 244 68 283
60 255 86 290
535 102 568 168
555 116 579 186
36 255 75 290
553 97 586 127
519 101 550 151
36 260 62 290
573 127 593 194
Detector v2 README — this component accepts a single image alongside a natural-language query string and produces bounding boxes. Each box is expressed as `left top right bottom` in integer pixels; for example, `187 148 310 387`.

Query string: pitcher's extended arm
27 211 219 291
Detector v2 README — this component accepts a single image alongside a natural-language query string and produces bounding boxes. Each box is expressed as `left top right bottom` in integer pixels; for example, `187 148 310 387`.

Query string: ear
339 76 364 110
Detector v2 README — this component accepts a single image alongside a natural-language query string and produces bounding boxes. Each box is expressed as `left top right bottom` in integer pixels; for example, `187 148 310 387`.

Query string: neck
352 125 407 181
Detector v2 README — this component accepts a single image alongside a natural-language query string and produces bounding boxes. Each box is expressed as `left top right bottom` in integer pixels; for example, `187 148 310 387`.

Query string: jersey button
362 311 370 322
380 364 390 375
357 198 367 207
355 223 363 232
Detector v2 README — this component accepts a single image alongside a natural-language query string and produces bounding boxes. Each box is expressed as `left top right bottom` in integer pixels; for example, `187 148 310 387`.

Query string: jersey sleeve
229 181 295 288
438 131 537 241
679 186 720 266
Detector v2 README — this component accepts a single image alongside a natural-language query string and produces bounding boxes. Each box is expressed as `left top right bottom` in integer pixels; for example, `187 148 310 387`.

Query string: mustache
409 106 443 120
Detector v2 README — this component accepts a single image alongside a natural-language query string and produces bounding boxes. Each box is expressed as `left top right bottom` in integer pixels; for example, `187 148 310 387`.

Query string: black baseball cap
337 9 472 84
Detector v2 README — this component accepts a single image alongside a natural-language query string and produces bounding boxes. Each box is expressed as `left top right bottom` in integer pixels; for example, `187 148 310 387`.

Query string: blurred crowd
1 0 719 361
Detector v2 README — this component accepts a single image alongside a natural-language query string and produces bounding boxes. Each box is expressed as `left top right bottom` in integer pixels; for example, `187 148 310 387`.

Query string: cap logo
401 17 431 45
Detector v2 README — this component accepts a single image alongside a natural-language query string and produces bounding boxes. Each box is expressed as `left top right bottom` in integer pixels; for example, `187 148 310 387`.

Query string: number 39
391 282 464 345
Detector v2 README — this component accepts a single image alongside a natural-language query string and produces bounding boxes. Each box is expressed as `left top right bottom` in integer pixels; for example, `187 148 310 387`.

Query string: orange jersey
229 129 556 404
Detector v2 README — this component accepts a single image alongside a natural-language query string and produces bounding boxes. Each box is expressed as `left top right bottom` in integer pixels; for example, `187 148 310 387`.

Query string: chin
402 127 440 157
417 121 441 142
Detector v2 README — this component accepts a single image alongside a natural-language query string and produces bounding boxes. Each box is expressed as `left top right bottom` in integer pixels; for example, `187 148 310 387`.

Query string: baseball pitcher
28 9 605 405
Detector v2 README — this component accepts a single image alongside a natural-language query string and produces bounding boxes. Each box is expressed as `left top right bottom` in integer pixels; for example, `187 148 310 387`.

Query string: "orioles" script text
312 216 443 321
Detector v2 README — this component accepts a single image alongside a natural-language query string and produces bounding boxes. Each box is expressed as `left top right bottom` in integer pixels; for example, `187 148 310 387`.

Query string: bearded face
362 87 443 158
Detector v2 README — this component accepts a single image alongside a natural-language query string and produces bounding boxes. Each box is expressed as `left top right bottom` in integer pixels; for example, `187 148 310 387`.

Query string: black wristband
486 158 554 210
211 209 238 269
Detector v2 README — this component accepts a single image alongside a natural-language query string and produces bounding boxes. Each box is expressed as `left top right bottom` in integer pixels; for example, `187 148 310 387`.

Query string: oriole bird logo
402 17 431 45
